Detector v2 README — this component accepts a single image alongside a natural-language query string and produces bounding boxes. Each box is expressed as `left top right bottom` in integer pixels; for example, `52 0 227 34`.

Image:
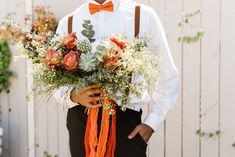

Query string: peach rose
44 49 62 65
103 48 119 69
63 32 77 49
0 25 7 34
110 35 128 49
62 50 79 71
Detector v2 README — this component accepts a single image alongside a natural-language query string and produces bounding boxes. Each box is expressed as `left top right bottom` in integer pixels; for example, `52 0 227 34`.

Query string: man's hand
70 84 104 108
128 123 154 143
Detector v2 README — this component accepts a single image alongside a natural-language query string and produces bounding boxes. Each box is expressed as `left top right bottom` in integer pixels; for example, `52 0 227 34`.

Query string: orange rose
110 34 128 49
62 50 79 71
63 32 77 49
103 48 119 69
44 49 62 65
0 25 7 34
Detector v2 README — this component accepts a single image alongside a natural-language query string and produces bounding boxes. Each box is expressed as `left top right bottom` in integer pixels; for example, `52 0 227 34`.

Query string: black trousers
67 105 147 157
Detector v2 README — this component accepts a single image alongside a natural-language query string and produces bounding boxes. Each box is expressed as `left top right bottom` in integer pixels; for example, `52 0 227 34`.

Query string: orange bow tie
89 1 114 15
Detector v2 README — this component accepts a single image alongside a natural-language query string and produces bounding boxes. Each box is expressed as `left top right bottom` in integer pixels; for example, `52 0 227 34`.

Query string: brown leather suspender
68 15 73 34
124 5 141 101
135 5 140 37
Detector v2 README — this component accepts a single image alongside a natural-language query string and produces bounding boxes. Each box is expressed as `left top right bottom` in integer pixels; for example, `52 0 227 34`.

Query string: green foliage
0 42 13 93
178 9 204 44
178 31 204 44
178 10 201 27
196 129 221 138
232 142 235 149
43 151 58 157
81 20 96 43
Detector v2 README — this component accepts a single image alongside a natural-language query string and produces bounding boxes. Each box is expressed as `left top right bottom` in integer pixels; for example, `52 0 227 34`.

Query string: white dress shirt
53 0 180 131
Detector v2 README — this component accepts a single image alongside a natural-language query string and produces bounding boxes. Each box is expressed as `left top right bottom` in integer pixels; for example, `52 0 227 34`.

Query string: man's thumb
128 126 139 139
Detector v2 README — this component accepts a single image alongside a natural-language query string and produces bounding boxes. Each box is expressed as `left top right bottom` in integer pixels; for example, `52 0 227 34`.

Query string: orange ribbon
85 98 116 157
89 1 114 15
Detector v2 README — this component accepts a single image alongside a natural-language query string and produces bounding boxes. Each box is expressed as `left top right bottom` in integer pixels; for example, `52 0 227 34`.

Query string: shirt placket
98 12 105 39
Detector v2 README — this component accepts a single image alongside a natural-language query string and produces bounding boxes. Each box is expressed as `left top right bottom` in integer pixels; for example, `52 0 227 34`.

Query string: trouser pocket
115 108 147 157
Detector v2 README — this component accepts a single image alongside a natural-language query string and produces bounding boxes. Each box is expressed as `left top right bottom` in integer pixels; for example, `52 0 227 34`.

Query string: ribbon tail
84 100 117 157
85 108 99 157
96 106 110 157
105 112 116 157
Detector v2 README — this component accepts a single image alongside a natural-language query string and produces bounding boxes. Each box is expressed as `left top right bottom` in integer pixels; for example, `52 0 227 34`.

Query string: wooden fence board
0 1 11 157
200 0 221 156
5 0 28 156
0 0 11 151
182 0 201 157
164 0 183 157
35 98 49 157
220 0 235 156
147 1 166 157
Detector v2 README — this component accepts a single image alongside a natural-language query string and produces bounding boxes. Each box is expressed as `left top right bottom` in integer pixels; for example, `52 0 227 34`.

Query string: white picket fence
0 0 235 157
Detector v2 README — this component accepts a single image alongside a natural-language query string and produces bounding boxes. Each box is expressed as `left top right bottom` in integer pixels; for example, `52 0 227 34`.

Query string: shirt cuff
143 112 165 131
63 87 79 109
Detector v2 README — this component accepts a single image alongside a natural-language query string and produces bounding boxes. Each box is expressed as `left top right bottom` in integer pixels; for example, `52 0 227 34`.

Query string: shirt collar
87 0 121 12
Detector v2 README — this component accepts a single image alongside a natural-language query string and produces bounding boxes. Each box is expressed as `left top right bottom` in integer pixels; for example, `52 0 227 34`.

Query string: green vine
0 42 13 93
178 10 204 44
43 151 58 157
196 129 220 138
178 10 201 27
232 142 235 149
178 31 204 44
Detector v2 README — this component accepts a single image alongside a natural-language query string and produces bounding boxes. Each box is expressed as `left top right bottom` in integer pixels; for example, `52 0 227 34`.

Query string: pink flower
62 32 77 49
62 50 79 71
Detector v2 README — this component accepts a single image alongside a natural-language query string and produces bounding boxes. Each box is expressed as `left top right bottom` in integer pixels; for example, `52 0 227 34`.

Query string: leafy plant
0 42 13 93
178 31 204 44
178 10 201 27
232 142 235 149
178 9 204 44
43 151 58 157
196 129 220 138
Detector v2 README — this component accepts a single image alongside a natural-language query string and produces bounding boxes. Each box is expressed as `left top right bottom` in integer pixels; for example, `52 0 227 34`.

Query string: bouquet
19 32 159 109
18 30 159 157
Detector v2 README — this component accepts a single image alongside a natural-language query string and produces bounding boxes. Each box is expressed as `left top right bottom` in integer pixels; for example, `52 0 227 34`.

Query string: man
53 0 180 156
